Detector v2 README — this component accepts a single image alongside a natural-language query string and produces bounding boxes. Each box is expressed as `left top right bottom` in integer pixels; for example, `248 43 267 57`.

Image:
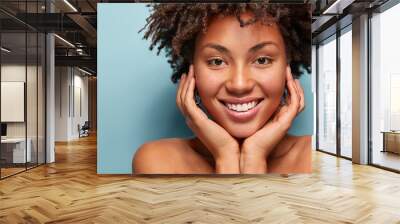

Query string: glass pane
339 28 352 158
0 1 46 178
38 32 45 165
371 4 400 171
27 31 38 169
312 45 317 151
25 0 38 169
1 31 27 177
318 36 337 154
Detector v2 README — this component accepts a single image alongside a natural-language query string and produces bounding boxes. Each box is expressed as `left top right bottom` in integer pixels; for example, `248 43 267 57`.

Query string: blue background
97 3 314 174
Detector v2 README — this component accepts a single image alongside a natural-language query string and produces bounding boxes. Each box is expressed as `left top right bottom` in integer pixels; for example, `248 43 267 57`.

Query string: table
381 131 400 154
1 138 32 163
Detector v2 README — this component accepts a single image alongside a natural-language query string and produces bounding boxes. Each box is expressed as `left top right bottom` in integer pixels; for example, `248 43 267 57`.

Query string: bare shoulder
133 138 213 174
133 138 188 174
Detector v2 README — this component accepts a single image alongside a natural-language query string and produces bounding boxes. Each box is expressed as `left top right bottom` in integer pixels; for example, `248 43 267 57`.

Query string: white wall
72 72 89 138
1 64 41 138
55 66 70 141
1 82 25 122
55 66 89 141
1 63 46 164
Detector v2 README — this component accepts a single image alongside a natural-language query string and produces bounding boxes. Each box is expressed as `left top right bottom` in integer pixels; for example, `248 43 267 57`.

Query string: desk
381 131 400 154
1 138 31 163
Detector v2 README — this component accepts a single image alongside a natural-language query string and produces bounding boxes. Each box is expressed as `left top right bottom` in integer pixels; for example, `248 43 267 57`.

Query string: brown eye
207 58 225 67
254 56 271 65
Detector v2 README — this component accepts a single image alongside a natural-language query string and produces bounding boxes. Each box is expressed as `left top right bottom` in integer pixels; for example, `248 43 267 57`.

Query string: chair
79 121 90 138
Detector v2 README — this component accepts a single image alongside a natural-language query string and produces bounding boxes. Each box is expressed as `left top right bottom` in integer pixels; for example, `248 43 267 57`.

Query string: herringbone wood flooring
1 134 400 224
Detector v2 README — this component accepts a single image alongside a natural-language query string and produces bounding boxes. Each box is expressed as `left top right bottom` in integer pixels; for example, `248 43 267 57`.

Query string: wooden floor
1 167 26 178
1 134 400 223
1 163 45 178
372 150 400 171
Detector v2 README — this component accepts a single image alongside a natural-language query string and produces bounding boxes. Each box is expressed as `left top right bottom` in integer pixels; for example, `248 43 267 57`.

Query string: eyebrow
202 41 278 55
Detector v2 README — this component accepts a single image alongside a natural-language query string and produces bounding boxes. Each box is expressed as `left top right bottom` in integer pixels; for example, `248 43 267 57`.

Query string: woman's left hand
240 67 304 173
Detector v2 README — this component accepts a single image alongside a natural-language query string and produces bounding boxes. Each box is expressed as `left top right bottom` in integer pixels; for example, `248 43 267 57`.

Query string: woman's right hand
176 65 240 173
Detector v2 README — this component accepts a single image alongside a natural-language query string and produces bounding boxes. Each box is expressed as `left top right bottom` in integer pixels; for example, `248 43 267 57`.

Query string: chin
223 122 261 139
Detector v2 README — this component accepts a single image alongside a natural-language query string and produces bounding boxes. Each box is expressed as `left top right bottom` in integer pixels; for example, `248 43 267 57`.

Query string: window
317 35 337 154
339 27 352 158
370 2 400 171
0 1 47 179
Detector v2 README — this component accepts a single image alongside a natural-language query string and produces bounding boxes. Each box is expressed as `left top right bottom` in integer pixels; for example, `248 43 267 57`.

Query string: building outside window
317 35 337 155
370 2 400 171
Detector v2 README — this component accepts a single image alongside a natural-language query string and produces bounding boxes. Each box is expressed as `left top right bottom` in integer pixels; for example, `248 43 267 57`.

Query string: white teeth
225 101 258 112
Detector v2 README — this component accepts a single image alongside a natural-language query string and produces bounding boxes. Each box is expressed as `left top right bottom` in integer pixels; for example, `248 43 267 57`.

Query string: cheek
194 66 224 99
253 68 286 97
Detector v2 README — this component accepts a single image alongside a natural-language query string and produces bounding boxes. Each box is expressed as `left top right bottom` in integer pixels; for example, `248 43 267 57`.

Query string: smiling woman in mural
133 3 312 174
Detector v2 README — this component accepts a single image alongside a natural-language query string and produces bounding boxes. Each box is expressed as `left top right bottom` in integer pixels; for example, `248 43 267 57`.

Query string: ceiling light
1 47 11 53
54 34 75 48
78 67 93 76
322 0 355 15
63 0 78 12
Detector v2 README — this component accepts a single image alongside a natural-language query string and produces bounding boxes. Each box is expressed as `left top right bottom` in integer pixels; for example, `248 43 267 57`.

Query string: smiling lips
219 98 264 122
225 100 258 112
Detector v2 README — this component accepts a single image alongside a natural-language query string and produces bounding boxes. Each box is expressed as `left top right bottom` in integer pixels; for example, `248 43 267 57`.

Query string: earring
280 89 287 105
194 90 201 106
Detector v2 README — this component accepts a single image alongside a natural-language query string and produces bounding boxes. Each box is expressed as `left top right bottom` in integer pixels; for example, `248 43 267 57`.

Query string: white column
45 1 55 163
312 45 317 151
352 14 369 164
46 33 55 163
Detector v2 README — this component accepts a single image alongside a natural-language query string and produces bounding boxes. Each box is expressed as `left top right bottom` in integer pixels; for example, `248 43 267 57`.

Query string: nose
225 66 255 96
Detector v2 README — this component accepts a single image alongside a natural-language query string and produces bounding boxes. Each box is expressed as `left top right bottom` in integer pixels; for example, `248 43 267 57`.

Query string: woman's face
193 12 288 139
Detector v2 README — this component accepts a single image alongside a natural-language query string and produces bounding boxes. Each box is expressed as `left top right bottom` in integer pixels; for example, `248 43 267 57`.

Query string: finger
293 78 300 98
289 70 300 98
185 66 198 110
284 67 292 106
176 74 186 112
180 74 189 115
183 65 200 121
286 68 299 116
183 65 194 105
181 67 192 114
186 76 197 113
295 79 305 113
292 78 300 110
